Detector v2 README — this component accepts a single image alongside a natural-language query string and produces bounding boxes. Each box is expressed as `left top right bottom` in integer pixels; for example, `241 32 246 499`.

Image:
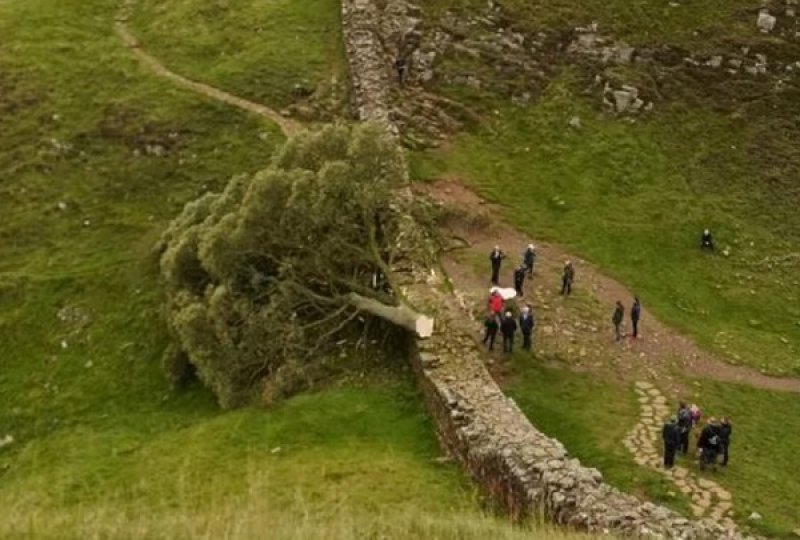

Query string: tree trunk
346 293 434 338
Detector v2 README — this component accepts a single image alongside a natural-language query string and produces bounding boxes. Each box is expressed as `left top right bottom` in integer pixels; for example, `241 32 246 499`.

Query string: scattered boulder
757 10 777 33
0 434 13 450
568 116 582 130
749 511 763 521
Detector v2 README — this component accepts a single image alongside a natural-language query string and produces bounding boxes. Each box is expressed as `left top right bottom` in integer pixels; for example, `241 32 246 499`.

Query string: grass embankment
0 1 579 538
131 0 345 109
507 361 800 537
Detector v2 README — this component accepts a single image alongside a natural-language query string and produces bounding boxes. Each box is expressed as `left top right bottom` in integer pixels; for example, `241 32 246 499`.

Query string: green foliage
159 123 434 408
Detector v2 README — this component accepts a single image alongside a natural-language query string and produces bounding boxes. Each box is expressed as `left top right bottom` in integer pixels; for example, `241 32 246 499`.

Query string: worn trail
424 180 800 395
114 3 300 137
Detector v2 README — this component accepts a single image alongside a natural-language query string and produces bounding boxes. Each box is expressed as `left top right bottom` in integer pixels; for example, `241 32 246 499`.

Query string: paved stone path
114 1 301 137
623 382 737 530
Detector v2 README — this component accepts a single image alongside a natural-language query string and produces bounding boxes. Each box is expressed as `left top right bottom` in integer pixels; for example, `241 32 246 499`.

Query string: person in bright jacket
518 306 535 351
488 290 504 315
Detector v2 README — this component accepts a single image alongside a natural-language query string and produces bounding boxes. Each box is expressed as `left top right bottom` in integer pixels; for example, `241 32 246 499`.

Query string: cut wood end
416 316 435 339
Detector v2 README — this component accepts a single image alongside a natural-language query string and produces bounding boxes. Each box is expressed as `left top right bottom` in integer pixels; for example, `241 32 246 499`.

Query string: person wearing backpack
719 416 732 466
612 301 624 341
677 403 693 455
661 417 682 469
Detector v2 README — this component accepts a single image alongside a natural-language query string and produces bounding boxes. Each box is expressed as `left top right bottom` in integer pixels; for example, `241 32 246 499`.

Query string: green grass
506 360 689 513
131 0 345 108
414 74 800 376
506 360 800 537
0 1 562 538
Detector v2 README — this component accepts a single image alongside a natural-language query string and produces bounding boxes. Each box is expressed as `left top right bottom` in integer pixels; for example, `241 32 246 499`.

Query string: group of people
482 304 535 353
661 403 732 470
612 298 642 340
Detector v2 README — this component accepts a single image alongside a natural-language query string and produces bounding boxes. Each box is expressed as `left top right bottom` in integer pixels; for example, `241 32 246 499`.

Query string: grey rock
757 10 777 32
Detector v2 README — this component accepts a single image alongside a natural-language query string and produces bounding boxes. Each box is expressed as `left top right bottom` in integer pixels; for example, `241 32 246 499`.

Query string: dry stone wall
340 2 753 537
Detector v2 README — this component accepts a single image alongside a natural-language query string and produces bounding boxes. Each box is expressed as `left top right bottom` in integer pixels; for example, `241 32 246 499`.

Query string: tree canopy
158 123 436 408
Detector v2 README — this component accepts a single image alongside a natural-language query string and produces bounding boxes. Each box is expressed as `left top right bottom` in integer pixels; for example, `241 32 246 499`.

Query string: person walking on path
482 311 499 351
489 246 505 285
700 229 714 251
500 310 517 354
662 417 682 469
677 402 693 455
612 301 624 341
719 416 732 466
519 305 535 351
513 264 526 297
523 244 537 277
631 297 642 339
560 261 575 296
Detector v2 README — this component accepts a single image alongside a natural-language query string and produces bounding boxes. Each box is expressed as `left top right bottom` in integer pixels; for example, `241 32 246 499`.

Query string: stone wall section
340 2 753 538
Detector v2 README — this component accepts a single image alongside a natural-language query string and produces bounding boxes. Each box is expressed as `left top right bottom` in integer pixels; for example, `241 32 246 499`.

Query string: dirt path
422 180 800 395
114 3 301 137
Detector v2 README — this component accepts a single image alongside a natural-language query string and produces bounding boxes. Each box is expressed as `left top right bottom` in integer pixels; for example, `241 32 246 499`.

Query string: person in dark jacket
523 244 537 277
518 306 535 351
662 417 682 469
489 246 505 285
631 297 642 339
513 264 526 297
394 56 407 85
697 418 722 471
612 301 624 341
719 416 732 466
677 402 693 455
700 229 714 251
482 312 499 351
560 261 575 296
500 310 517 353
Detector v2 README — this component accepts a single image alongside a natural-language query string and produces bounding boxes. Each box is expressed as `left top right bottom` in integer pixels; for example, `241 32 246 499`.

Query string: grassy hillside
130 0 345 108
414 0 800 376
0 1 570 538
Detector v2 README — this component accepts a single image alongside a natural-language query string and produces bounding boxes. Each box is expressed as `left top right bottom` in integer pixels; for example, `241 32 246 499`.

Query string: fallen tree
157 123 438 408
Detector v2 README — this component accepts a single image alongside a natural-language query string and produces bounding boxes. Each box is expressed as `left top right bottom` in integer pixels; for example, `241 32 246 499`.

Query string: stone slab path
114 1 301 137
623 382 736 530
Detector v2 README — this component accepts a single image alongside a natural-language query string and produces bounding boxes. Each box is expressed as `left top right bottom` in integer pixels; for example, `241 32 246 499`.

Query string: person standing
488 290 504 316
677 402 693 455
661 417 682 469
489 246 505 285
700 229 714 251
560 261 575 296
697 418 722 471
394 56 407 85
482 312 499 351
612 301 624 341
631 297 642 339
500 310 517 354
513 264 526 297
719 416 732 466
523 244 537 277
519 306 535 351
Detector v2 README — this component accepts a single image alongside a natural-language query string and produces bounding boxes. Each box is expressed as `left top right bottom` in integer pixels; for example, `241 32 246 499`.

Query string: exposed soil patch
420 179 800 395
